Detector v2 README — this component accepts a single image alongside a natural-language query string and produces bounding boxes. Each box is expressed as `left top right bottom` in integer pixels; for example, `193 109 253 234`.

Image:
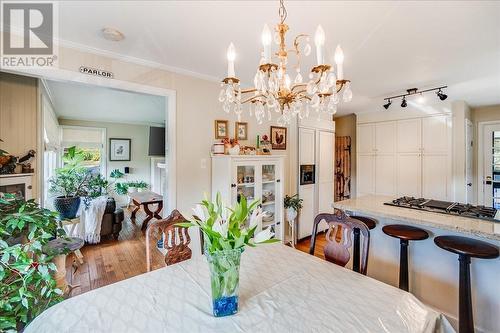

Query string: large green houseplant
0 195 64 331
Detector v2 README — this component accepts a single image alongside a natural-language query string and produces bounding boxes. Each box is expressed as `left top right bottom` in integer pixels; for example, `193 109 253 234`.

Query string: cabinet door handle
231 184 236 188
276 179 281 183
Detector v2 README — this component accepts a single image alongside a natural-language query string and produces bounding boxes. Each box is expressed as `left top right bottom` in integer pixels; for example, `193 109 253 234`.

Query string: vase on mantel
206 248 243 317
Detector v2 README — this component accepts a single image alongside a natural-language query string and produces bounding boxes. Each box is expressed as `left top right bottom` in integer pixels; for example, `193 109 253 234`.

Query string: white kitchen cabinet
397 119 421 153
375 155 396 195
357 115 451 199
299 128 315 164
298 126 334 240
397 153 422 197
422 154 449 200
318 131 335 212
211 155 284 241
298 184 315 239
357 123 375 153
375 121 396 154
357 154 375 196
422 115 449 153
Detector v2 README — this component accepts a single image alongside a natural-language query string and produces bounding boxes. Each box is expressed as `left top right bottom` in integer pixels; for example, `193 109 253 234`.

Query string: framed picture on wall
109 138 131 161
235 122 248 140
215 120 229 139
270 126 287 150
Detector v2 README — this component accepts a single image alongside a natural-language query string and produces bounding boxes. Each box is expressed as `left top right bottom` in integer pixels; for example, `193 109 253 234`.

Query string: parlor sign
79 66 113 78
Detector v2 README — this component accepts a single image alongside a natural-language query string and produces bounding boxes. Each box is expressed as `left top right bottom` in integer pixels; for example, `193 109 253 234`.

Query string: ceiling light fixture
436 89 448 101
401 97 407 108
102 27 125 41
383 99 392 110
219 0 352 125
382 85 448 110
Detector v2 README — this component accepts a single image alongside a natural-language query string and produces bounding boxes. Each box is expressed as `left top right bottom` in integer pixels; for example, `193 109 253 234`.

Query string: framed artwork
235 122 248 140
270 126 287 150
215 120 229 139
109 138 131 161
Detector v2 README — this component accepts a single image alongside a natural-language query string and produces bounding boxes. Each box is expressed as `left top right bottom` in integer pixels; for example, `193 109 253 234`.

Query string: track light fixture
436 89 448 101
383 99 392 109
382 85 448 110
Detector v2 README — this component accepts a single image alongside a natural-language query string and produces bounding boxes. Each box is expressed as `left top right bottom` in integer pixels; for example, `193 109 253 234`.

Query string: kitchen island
332 195 499 333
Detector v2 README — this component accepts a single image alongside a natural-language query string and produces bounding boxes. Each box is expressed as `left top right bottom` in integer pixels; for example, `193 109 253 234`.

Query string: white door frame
3 67 177 213
477 120 500 206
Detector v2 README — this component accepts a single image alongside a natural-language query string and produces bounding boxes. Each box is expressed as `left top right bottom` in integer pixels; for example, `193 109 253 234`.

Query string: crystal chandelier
218 0 352 125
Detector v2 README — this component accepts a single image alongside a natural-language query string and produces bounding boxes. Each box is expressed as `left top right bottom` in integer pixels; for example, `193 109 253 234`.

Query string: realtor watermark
1 1 58 68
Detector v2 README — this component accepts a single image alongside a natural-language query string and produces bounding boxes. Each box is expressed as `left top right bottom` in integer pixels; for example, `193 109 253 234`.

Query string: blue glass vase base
212 296 238 317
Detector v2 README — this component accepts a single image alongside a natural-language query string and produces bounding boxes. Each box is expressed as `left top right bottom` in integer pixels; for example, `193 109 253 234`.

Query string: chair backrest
309 210 370 275
146 209 192 271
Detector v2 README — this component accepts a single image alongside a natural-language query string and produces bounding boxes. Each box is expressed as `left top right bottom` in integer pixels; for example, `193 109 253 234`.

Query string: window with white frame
61 126 106 176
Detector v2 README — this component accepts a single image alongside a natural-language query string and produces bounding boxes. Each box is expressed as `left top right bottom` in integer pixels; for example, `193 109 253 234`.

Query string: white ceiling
46 80 166 125
55 1 500 115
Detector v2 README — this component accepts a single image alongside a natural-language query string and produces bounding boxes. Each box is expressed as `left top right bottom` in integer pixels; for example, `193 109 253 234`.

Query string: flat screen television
148 126 165 156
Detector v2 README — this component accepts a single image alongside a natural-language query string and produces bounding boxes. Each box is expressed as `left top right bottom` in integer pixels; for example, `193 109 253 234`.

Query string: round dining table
26 243 454 332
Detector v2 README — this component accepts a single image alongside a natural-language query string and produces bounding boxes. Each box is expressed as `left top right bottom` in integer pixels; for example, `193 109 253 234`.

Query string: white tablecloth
26 244 454 333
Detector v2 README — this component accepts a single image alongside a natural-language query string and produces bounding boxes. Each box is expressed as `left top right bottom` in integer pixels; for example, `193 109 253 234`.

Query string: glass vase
205 248 243 317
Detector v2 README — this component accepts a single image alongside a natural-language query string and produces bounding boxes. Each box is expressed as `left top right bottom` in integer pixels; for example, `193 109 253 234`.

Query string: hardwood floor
296 232 327 260
64 208 166 297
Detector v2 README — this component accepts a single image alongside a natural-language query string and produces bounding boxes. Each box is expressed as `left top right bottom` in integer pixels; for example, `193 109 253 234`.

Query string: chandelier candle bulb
334 45 344 80
262 24 273 63
314 25 326 65
227 43 236 78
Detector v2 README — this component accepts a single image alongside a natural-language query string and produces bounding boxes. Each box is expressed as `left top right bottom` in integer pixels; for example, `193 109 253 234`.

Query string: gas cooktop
384 197 500 222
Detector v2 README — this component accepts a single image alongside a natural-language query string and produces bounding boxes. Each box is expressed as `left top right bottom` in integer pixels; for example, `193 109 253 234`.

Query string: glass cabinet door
261 164 278 230
236 165 255 203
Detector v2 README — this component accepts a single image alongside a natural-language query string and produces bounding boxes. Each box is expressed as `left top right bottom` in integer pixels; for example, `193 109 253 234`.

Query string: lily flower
254 227 274 243
192 204 207 222
249 207 263 229
212 215 229 238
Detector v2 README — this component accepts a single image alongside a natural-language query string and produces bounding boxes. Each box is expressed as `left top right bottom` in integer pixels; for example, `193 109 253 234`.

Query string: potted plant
126 181 138 194
135 181 148 192
284 194 303 223
0 195 64 331
49 147 90 219
177 193 278 317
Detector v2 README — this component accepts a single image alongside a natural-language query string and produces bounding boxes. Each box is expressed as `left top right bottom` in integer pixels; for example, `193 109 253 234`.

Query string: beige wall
0 72 40 197
471 105 500 203
334 114 356 197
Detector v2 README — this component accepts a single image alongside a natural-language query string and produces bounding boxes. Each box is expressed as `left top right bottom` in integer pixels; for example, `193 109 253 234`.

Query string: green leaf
175 222 195 228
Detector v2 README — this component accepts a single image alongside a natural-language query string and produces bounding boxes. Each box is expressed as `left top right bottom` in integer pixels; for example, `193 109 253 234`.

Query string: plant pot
286 207 298 222
53 196 81 219
206 248 243 317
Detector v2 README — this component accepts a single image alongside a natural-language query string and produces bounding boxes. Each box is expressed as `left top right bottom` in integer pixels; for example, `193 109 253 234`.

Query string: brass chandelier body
219 0 352 125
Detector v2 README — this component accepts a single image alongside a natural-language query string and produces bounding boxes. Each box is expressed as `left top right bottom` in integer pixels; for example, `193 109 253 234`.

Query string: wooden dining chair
146 209 192 272
309 210 370 275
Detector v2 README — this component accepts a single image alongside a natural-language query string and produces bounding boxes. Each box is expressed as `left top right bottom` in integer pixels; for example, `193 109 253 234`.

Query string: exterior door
480 123 500 208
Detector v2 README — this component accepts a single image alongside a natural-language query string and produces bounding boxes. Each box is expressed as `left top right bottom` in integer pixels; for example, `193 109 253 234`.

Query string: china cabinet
211 155 285 241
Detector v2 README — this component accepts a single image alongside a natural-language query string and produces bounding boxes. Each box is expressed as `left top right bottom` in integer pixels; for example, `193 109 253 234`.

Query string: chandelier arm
241 94 266 104
240 88 258 94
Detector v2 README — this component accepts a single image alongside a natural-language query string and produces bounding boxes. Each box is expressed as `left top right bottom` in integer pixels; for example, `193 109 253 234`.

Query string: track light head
383 99 392 109
401 97 407 108
437 89 448 101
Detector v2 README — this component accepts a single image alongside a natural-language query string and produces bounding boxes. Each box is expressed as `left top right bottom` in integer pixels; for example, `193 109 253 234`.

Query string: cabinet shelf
237 183 255 187
262 201 275 206
262 180 275 184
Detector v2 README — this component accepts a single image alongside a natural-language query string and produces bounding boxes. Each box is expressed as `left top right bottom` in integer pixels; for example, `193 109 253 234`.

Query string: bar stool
382 224 429 291
434 236 499 333
350 216 377 274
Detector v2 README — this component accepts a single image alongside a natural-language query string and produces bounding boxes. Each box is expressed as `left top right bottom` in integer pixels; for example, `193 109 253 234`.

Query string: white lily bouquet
177 193 278 317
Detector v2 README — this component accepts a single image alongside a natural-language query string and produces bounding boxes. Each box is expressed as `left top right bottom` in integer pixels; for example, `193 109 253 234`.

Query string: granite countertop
333 195 500 241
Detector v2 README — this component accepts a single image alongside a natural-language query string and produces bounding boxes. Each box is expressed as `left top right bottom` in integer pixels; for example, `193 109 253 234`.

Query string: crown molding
56 38 222 84
58 116 165 128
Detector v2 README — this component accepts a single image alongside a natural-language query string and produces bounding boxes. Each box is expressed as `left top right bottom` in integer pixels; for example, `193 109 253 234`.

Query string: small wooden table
129 191 163 231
